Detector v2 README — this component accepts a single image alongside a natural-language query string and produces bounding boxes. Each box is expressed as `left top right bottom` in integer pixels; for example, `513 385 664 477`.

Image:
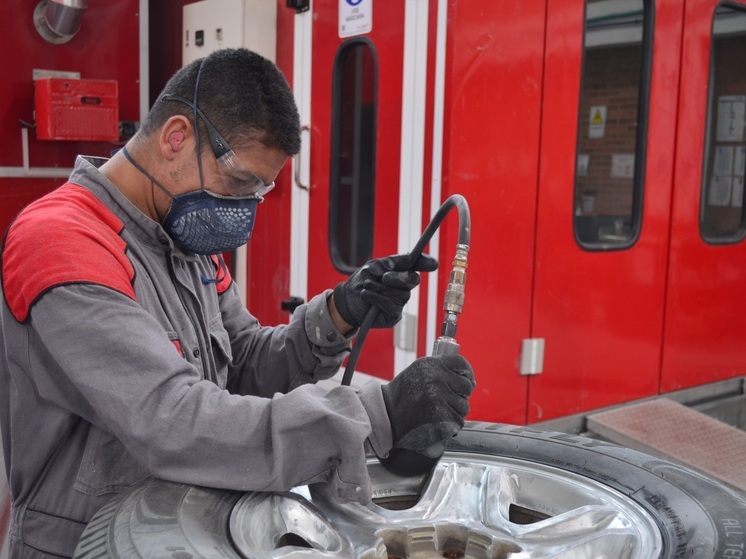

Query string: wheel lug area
376 525 520 559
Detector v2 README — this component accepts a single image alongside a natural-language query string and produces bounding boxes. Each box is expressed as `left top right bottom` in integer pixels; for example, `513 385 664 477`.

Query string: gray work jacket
0 156 392 558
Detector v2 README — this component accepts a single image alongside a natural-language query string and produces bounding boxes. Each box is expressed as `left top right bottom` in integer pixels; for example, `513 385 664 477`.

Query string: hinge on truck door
395 313 417 352
281 296 305 314
286 0 310 14
519 338 545 376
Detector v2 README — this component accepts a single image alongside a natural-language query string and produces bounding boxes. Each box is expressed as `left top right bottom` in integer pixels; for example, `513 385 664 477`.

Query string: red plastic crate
35 78 119 142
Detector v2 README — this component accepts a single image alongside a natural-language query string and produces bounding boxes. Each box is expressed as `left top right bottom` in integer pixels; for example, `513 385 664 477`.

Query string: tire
74 422 746 558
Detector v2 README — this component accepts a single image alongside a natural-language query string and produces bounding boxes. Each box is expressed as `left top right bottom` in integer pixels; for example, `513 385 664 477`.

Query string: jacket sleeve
24 283 390 502
219 282 356 397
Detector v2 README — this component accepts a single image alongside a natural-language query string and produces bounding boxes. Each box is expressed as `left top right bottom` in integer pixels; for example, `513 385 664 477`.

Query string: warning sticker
589 105 606 139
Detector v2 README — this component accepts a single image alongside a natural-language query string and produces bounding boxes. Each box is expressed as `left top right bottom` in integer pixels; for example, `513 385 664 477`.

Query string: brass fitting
443 244 469 314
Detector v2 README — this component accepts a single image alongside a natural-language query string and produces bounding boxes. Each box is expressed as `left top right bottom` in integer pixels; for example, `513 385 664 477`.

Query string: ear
159 116 191 160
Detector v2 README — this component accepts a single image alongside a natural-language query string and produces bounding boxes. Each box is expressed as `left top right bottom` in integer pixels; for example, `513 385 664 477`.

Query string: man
0 48 474 557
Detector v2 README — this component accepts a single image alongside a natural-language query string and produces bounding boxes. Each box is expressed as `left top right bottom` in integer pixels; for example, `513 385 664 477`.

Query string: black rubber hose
340 194 470 387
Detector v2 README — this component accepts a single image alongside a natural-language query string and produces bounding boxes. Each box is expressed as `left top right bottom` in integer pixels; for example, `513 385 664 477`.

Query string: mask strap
200 254 229 285
193 58 207 191
121 146 175 201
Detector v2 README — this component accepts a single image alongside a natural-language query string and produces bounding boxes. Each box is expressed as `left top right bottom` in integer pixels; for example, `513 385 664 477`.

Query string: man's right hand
381 354 476 453
332 253 439 331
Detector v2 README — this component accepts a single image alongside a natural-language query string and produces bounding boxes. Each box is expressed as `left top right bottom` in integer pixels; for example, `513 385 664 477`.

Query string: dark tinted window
329 39 377 273
700 5 746 242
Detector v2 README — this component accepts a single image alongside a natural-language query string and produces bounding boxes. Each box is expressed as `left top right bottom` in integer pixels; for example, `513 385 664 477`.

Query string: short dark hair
140 48 301 155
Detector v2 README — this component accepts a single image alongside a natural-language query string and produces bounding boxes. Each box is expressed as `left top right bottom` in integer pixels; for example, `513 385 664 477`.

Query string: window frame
328 37 379 274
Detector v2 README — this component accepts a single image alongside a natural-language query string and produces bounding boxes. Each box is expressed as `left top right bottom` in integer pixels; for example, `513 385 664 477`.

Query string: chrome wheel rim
229 452 664 558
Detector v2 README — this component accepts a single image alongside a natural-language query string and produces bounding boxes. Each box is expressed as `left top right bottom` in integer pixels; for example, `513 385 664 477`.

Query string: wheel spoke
377 461 492 523
230 491 355 558
509 504 646 558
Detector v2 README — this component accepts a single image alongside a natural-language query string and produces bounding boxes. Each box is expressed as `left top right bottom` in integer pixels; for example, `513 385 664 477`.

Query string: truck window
329 38 378 273
574 0 652 249
701 5 746 242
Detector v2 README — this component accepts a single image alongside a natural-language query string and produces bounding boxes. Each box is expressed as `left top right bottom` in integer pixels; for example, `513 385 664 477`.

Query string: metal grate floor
587 398 746 494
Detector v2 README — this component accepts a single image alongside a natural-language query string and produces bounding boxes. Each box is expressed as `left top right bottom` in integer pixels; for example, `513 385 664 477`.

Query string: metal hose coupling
433 243 468 356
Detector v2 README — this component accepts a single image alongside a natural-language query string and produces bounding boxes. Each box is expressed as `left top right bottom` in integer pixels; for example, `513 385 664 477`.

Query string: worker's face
155 140 287 255
153 127 289 255
153 80 292 254
158 92 289 200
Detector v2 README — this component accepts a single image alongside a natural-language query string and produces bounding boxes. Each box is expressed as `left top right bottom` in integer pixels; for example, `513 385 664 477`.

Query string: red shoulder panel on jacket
2 183 136 322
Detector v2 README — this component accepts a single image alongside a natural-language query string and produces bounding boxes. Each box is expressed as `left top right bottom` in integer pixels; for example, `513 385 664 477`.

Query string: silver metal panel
519 338 545 376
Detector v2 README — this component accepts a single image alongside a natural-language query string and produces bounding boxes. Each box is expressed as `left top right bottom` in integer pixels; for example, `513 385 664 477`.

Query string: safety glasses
161 94 275 198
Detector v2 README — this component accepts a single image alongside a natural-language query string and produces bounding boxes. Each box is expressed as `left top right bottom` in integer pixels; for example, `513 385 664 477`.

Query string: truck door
433 0 546 424
286 0 435 380
661 1 746 391
528 0 683 423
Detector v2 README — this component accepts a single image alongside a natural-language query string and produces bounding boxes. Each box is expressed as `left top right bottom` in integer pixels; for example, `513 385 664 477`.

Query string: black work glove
381 354 475 453
332 253 439 329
